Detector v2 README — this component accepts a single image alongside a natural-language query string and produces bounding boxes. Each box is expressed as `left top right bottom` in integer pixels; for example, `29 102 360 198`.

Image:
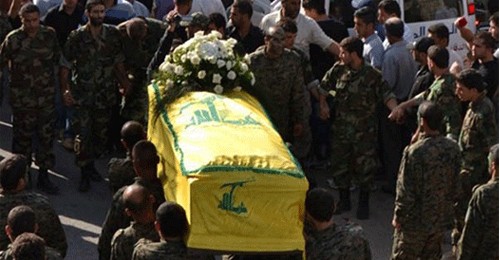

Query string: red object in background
458 16 468 27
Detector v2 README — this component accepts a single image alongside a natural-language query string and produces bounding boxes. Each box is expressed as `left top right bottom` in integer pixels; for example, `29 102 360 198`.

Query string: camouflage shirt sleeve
457 180 499 260
110 229 127 260
435 79 461 140
98 188 131 260
289 54 305 125
32 198 67 257
394 145 419 226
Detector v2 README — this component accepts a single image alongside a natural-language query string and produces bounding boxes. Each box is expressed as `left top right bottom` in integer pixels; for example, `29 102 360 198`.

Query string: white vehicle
348 0 477 58
401 0 477 58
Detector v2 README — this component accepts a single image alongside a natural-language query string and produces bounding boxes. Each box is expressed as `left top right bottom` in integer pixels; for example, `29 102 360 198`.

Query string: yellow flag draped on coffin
147 83 308 252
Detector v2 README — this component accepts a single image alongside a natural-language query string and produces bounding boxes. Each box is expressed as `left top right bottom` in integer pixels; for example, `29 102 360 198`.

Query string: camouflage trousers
120 81 147 125
72 106 112 167
391 229 443 260
330 131 378 190
452 168 489 245
12 107 55 170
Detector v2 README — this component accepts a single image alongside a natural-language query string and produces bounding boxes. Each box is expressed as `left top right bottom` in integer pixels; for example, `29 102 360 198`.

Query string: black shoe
89 170 103 182
78 176 91 192
356 190 370 220
84 163 103 182
334 189 351 215
381 184 396 195
37 169 59 195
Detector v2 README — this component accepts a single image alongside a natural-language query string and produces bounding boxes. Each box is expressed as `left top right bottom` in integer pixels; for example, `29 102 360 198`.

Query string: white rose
227 70 236 80
190 55 201 65
198 70 206 79
214 84 224 94
194 31 204 38
217 59 226 68
181 54 187 63
212 74 222 84
159 62 168 72
166 79 174 88
174 65 184 75
166 63 175 73
233 86 242 92
208 56 217 64
226 61 233 70
244 54 251 65
240 63 248 73
211 30 222 39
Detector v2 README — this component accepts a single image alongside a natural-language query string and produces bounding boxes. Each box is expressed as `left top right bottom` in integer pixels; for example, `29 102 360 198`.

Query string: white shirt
130 0 150 17
260 10 333 55
34 0 61 17
190 0 227 21
448 47 464 70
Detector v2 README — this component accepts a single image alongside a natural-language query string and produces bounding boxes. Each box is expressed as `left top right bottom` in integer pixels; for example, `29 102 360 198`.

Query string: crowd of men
0 0 499 259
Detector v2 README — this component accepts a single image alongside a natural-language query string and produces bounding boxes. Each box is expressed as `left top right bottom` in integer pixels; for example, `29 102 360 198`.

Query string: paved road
0 92 453 259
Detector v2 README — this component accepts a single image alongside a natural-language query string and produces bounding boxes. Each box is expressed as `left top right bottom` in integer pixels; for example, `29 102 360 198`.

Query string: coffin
147 83 308 253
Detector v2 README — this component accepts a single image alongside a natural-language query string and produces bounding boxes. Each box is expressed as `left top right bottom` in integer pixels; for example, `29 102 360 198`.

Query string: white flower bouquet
153 31 255 105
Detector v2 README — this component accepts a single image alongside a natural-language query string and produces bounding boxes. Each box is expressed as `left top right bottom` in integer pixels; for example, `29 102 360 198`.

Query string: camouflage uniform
0 12 11 107
110 222 160 260
98 178 165 260
0 26 60 171
119 18 167 123
0 13 11 45
414 73 462 140
62 24 125 167
248 46 305 143
132 238 187 260
452 93 497 245
289 47 314 161
320 63 395 190
304 221 371 259
457 176 499 260
392 134 461 260
0 244 62 260
0 191 67 257
107 153 135 194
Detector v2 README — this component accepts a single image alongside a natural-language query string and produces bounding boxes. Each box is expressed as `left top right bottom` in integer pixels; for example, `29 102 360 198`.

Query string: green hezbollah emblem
218 178 255 214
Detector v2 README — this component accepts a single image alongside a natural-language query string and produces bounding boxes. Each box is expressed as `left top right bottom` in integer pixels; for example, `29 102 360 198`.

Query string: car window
404 0 464 23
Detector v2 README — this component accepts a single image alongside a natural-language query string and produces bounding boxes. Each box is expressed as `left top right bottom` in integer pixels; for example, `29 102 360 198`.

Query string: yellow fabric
147 84 308 252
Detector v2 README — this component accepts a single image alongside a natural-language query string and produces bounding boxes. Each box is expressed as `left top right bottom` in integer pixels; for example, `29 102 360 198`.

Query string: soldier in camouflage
108 121 145 194
247 25 306 144
452 69 498 250
319 36 398 219
110 183 160 260
0 3 60 194
132 202 189 260
118 17 167 124
304 188 372 259
0 155 67 257
60 0 131 192
390 45 462 141
99 141 165 260
278 18 315 178
457 144 499 260
391 101 461 260
0 205 62 260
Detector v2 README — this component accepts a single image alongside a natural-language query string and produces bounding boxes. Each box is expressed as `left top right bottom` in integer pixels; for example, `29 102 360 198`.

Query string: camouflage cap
180 12 210 28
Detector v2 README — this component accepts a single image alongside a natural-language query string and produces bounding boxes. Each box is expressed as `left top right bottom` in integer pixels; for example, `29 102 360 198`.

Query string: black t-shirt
43 4 86 48
472 58 499 100
309 19 348 80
